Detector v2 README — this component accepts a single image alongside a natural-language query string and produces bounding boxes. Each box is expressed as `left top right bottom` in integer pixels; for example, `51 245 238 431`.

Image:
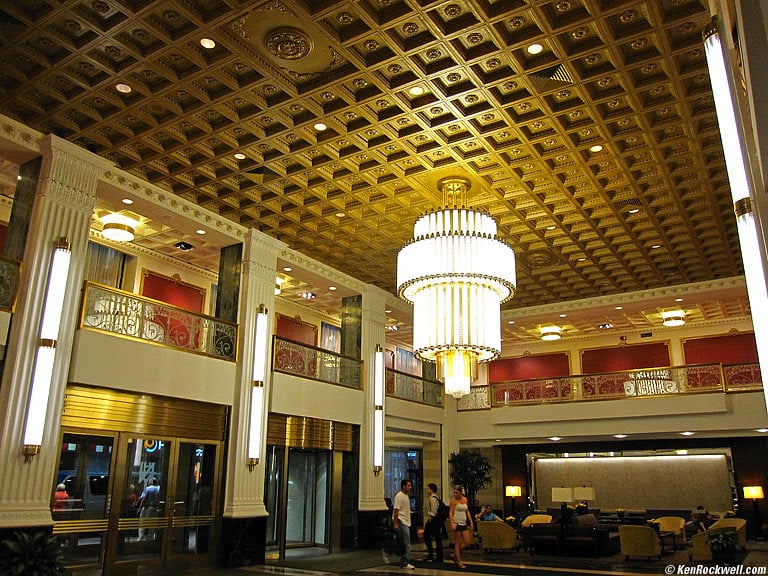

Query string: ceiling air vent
528 64 574 92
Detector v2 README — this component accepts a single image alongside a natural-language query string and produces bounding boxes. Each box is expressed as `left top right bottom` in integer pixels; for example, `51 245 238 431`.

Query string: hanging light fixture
661 309 686 327
540 326 561 341
100 214 137 242
397 176 516 399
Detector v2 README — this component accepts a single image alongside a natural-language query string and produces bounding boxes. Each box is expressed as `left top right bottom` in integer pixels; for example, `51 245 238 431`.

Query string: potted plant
707 529 740 564
448 449 494 506
0 530 64 575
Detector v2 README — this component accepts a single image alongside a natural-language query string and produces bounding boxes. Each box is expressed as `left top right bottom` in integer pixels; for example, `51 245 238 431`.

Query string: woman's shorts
455 525 469 532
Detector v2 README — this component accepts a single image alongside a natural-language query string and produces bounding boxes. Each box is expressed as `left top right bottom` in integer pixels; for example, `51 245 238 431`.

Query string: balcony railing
80 282 237 361
458 362 763 410
272 336 362 389
0 254 21 312
386 368 443 407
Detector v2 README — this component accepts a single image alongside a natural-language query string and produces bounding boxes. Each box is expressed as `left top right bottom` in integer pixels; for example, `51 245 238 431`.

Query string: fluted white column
358 285 389 511
223 229 285 518
0 136 112 527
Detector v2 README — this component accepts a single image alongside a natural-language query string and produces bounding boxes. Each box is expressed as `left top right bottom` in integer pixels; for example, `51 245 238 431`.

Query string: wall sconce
23 237 72 462
704 19 768 393
247 304 269 472
373 344 385 475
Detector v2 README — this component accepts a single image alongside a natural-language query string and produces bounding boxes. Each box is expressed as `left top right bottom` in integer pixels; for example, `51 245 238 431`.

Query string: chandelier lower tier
397 177 516 399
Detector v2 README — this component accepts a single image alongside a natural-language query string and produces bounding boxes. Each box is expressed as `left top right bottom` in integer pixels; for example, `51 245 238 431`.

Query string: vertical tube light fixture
23 237 71 462
373 344 385 475
704 21 768 397
248 304 268 471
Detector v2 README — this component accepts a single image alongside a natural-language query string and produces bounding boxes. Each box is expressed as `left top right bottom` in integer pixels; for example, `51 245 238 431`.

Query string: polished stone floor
188 539 768 576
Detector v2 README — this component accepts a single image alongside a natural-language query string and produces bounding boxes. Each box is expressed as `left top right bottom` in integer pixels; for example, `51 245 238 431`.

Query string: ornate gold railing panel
80 282 237 361
386 368 443 407
457 363 762 410
272 336 362 389
0 254 21 312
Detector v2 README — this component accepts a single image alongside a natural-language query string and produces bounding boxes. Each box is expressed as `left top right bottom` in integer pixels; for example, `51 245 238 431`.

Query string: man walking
392 479 414 569
423 483 445 562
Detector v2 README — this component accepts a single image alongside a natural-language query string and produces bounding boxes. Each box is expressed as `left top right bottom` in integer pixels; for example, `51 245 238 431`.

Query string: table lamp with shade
573 486 595 514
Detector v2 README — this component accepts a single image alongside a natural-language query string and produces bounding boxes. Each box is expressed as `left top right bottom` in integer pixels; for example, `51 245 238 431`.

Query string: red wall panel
276 315 317 346
581 342 670 374
141 271 205 313
683 333 758 364
489 353 570 382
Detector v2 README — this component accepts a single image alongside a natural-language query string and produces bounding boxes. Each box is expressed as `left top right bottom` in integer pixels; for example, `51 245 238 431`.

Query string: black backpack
434 496 450 522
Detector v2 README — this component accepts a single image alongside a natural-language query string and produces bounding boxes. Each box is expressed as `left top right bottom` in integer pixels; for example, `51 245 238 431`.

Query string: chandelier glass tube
397 178 516 398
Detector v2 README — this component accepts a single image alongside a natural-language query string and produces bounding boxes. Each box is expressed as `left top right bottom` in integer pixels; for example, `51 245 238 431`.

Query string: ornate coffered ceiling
0 0 750 341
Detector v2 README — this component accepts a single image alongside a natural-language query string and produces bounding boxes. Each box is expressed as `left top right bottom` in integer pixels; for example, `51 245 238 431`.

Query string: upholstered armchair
709 518 747 550
619 524 662 560
477 521 521 552
655 516 686 548
518 514 553 551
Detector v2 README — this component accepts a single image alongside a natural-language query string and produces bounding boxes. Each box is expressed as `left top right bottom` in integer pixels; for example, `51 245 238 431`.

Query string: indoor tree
448 449 494 505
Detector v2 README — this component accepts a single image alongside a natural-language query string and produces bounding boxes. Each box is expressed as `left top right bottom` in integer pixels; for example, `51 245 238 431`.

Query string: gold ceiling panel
0 0 745 319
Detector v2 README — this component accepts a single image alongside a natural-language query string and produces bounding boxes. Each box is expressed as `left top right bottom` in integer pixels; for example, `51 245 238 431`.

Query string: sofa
565 513 620 556
619 524 662 560
477 521 521 552
530 522 562 555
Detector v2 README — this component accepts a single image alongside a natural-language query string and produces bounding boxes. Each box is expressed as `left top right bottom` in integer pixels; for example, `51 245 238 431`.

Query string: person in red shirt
53 483 69 510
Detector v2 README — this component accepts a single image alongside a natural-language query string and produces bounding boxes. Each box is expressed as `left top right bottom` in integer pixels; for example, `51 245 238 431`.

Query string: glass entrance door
265 446 330 557
54 432 222 576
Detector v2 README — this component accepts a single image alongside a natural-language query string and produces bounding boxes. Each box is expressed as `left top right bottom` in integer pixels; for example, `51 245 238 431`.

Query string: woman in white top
449 484 473 568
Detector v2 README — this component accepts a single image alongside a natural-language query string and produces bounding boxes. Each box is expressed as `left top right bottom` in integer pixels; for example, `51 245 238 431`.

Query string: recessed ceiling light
546 225 556 230
408 86 425 96
385 324 399 331
314 122 327 131
613 434 628 439
328 286 337 291
527 43 544 55
598 323 614 330
675 298 683 302
615 306 623 310
677 449 688 455
628 207 640 214
283 267 292 272
336 212 345 218
116 83 132 93
756 428 768 433
680 431 695 436
548 436 562 442
385 309 392 314
301 291 316 299
590 144 603 153
651 244 661 249
200 38 216 49
234 152 246 160
495 439 501 442
559 313 566 318
195 229 206 235
507 320 515 324
121 198 134 205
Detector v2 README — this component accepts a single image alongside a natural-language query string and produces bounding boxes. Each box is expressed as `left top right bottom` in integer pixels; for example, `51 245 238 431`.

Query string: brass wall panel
267 413 354 452
61 385 228 440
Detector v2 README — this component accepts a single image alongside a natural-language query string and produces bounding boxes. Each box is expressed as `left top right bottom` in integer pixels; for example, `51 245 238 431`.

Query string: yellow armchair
619 525 662 560
655 516 686 548
689 524 745 562
477 521 521 552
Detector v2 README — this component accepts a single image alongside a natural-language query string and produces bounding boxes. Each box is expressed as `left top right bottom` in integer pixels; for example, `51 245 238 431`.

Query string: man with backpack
424 483 447 563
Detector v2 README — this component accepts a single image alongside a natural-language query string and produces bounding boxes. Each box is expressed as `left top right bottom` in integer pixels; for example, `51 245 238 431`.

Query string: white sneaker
402 564 415 570
381 550 390 564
